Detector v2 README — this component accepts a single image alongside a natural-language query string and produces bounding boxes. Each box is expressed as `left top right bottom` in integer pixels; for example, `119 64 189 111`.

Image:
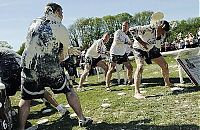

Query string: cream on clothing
130 24 158 51
85 39 106 58
21 9 70 71
110 29 131 56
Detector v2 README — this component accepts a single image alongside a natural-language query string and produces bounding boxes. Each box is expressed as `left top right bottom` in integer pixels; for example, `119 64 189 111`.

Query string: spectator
198 27 200 46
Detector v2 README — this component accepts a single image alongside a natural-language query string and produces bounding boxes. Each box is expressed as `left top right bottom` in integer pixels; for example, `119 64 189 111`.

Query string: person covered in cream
19 3 92 130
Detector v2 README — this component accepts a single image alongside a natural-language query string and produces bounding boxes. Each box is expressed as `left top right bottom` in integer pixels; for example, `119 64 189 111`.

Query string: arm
58 25 70 61
129 26 149 50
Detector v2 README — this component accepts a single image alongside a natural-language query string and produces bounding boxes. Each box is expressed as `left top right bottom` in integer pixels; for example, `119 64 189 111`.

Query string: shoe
77 87 85 92
134 93 146 99
79 117 93 127
106 87 111 92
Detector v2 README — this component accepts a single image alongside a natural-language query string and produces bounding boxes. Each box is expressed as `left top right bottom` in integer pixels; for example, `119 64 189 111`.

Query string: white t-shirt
130 24 158 51
110 29 131 56
85 39 106 58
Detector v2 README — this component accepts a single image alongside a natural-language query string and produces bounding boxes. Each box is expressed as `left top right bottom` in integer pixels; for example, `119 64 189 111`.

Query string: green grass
11 56 200 130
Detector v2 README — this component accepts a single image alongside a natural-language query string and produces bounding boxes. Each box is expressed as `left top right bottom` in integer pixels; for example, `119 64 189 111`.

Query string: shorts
133 46 162 64
21 68 72 100
110 54 128 64
85 56 102 67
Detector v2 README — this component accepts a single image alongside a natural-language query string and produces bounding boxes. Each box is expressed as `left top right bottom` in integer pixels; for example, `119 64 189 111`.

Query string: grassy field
11 56 200 130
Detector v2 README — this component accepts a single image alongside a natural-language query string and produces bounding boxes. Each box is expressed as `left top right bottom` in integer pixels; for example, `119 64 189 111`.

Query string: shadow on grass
36 113 78 130
142 77 191 87
28 104 58 120
30 99 44 107
83 78 191 88
28 116 200 130
86 121 199 130
170 86 200 95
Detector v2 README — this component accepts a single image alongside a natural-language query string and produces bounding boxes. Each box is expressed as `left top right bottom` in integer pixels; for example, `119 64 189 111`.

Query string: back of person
0 47 21 130
21 16 67 88
0 47 21 96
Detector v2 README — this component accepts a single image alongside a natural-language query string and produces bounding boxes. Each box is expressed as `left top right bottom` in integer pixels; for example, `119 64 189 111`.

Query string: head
45 3 63 20
157 20 170 35
122 21 129 33
102 33 110 43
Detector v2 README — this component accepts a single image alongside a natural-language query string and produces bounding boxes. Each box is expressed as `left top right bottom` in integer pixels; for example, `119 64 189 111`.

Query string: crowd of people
0 2 198 130
160 30 200 52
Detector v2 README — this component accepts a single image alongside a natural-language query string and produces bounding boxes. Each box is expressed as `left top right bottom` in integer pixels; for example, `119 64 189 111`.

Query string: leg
44 90 58 107
44 90 66 114
96 60 108 78
123 67 128 85
18 99 31 130
78 64 91 90
152 56 172 87
134 58 145 99
115 64 122 84
123 61 133 84
105 62 116 90
65 88 92 126
95 67 100 82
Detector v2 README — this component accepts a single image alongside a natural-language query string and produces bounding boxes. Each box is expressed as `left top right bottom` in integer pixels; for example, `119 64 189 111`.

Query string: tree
132 11 153 26
17 42 25 55
0 41 13 49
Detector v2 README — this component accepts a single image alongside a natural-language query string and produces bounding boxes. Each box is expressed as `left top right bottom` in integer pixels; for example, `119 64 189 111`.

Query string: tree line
68 11 200 51
1 11 200 55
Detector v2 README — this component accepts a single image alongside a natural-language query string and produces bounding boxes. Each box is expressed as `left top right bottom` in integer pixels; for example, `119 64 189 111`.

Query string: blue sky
0 0 199 51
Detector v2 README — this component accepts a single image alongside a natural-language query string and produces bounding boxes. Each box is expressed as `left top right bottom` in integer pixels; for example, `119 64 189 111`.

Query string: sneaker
79 117 93 127
106 87 111 92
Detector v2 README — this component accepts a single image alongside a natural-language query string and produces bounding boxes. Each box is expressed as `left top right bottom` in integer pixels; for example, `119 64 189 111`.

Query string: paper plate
101 103 111 108
117 92 126 96
42 109 52 114
170 87 184 91
70 113 77 118
151 12 164 23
